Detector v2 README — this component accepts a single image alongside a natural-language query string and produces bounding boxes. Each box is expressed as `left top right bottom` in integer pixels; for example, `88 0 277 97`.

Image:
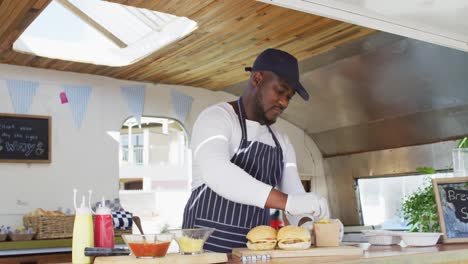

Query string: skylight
13 0 198 67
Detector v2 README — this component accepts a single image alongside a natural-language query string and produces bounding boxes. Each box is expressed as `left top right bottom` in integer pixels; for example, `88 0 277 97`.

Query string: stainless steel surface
224 32 468 157
325 140 456 225
313 105 468 156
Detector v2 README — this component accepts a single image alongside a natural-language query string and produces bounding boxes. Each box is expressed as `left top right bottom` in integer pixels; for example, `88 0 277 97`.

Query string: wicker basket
23 215 132 240
9 233 35 241
23 215 75 239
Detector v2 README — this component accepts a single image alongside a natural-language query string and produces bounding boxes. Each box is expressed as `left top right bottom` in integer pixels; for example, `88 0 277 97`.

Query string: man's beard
254 92 277 126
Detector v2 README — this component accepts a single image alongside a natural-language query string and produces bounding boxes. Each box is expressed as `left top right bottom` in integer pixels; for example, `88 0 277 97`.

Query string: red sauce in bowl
128 241 171 257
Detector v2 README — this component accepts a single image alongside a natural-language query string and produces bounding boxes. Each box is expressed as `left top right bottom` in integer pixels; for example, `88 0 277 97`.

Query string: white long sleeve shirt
190 102 306 209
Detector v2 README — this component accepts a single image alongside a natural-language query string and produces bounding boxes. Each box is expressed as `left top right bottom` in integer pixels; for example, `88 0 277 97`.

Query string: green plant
401 137 467 232
401 178 439 232
458 137 468 148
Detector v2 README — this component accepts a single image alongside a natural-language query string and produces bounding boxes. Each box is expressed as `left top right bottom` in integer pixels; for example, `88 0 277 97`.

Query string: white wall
0 63 326 226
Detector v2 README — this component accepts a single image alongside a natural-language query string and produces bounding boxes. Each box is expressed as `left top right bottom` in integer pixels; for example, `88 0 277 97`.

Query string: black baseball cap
245 48 309 101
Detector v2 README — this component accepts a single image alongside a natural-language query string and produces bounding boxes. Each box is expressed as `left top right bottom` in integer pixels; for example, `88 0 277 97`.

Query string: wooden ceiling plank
122 0 147 8
108 32 214 78
164 9 309 62
185 0 247 26
1 1 49 56
0 48 13 63
2 0 376 90
30 57 52 68
124 4 290 80
32 0 52 10
120 1 250 70
169 15 321 72
151 16 335 83
104 0 127 5
99 1 262 78
194 27 376 89
193 1 261 29
159 0 194 17
145 0 175 12
171 0 218 18
276 24 361 54
2 50 20 64
176 26 370 89
11 51 33 65
0 1 34 45
1 10 41 52
46 59 73 70
80 65 103 75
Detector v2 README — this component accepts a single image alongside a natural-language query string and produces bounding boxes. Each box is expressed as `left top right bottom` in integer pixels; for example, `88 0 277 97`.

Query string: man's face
254 71 295 125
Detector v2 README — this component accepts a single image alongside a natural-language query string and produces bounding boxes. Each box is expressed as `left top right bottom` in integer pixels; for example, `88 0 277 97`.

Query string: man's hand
285 192 330 219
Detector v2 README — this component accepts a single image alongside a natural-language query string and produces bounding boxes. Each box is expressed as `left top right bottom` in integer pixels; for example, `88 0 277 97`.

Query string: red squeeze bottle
270 210 284 230
94 197 114 248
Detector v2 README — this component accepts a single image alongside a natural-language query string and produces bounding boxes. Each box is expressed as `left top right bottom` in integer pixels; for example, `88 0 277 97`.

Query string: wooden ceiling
0 0 375 90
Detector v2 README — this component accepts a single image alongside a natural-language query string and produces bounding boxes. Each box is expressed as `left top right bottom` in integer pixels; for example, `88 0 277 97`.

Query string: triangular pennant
120 85 145 127
64 85 92 129
170 90 193 124
6 80 39 114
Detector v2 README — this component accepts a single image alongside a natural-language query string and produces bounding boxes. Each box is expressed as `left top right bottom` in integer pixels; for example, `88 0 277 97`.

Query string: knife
84 247 130 256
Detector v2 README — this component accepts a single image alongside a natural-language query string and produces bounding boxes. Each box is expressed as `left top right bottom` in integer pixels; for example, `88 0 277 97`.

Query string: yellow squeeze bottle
72 189 94 264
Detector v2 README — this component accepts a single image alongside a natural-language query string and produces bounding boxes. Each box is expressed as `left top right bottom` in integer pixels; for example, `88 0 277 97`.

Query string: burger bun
246 240 277 250
246 225 277 250
277 240 311 250
277 226 311 250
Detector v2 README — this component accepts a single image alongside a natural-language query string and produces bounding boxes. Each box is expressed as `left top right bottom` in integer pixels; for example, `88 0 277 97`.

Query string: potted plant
401 137 468 232
401 170 439 232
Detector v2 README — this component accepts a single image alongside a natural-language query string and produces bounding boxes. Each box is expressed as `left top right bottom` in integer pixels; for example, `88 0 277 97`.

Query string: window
120 134 144 165
118 117 191 234
357 172 453 229
14 0 197 66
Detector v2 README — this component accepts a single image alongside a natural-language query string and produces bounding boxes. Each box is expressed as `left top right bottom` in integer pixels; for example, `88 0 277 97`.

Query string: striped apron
182 97 284 253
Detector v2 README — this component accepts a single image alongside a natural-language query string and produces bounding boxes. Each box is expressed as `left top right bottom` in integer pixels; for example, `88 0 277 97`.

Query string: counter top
4 242 468 263
226 243 468 263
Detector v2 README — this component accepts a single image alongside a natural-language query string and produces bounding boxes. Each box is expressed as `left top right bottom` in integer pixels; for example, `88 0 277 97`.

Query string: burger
277 226 311 250
246 225 277 250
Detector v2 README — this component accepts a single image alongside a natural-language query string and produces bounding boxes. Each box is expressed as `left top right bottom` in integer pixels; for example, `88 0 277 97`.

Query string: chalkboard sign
0 114 51 163
433 177 468 243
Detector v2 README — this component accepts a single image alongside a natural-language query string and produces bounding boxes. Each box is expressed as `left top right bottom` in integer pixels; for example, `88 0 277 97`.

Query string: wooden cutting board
94 253 227 264
232 246 363 259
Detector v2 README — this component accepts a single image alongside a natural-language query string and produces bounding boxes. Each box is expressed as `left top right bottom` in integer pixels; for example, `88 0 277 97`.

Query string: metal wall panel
325 140 456 225
225 32 468 156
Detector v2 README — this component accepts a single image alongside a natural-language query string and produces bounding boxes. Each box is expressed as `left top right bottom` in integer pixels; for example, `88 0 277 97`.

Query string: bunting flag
170 90 193 124
6 80 39 114
64 85 92 129
120 84 145 127
60 91 69 104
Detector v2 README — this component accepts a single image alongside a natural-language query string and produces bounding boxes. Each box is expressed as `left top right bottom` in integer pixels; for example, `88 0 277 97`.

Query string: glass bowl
169 228 215 255
122 233 174 258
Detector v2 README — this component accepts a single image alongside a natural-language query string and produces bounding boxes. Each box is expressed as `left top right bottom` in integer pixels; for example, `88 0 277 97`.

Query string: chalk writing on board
0 114 50 162
445 187 468 223
437 183 468 239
